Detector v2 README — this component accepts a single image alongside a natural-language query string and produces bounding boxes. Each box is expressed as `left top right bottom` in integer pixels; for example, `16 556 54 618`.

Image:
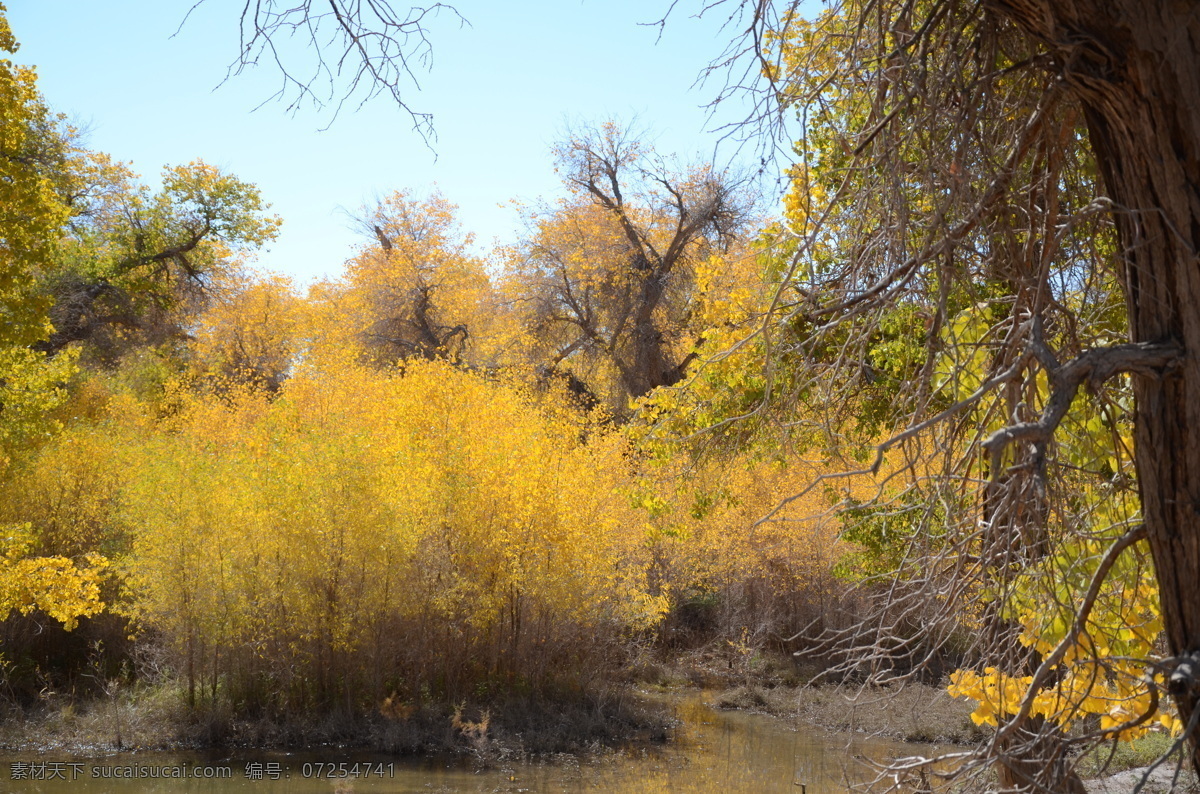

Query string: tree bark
990 0 1200 772
623 273 678 399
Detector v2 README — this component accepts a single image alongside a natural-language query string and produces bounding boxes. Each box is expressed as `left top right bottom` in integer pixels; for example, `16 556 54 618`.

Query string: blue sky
10 1 777 284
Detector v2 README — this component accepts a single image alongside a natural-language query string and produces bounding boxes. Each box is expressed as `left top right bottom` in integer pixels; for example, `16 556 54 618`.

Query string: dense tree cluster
3 2 1198 788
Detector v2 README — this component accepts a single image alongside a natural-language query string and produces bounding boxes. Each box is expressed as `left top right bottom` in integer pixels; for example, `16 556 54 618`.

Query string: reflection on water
1 692 944 792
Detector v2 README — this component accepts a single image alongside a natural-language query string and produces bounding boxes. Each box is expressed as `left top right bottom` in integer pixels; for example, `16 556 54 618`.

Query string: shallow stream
1 692 946 792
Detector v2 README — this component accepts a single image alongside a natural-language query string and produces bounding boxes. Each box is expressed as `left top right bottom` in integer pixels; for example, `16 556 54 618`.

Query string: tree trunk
996 717 1087 794
622 273 679 399
991 0 1200 772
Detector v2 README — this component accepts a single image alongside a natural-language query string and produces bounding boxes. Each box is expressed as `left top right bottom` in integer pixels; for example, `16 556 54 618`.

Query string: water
0 693 944 792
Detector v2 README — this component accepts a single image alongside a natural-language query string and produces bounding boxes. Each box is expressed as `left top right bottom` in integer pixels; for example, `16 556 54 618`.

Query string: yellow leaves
933 301 999 401
0 421 128 558
936 337 1171 745
948 661 1176 741
306 190 513 371
693 250 768 331
947 668 1025 727
109 358 660 702
0 524 108 631
508 124 751 410
781 163 829 235
0 30 67 343
190 271 301 393
640 448 878 610
0 6 81 465
949 528 1175 742
1158 711 1185 735
0 345 78 469
0 3 15 53
0 554 107 631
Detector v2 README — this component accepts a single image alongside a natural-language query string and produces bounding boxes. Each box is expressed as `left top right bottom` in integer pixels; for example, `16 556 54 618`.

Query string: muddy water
1 693 944 792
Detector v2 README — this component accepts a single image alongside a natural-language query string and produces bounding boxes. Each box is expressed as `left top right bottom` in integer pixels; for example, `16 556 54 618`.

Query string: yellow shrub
118 360 662 709
641 447 889 645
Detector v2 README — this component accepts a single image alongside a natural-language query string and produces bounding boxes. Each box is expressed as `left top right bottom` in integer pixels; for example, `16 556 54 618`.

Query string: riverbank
4 665 1197 792
630 647 986 744
635 648 1198 791
0 681 669 762
712 681 1197 791
715 681 985 745
0 688 964 793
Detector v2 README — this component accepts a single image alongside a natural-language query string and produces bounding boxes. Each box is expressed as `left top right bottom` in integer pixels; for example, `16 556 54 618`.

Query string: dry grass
628 644 983 745
787 682 986 744
712 681 986 745
0 679 670 761
0 683 185 752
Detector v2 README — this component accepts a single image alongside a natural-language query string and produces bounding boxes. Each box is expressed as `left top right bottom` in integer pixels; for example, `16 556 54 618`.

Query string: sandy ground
1084 767 1195 794
1085 764 1199 793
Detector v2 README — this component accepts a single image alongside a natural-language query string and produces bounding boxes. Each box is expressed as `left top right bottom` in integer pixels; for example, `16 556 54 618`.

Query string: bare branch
182 0 467 137
982 340 1182 480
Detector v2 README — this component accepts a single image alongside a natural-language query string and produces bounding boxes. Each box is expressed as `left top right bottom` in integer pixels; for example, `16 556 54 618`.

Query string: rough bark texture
997 717 1088 794
990 0 1200 773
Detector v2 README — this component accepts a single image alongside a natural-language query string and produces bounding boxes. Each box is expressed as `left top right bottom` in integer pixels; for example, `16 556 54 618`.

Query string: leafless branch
982 340 1182 482
181 0 467 138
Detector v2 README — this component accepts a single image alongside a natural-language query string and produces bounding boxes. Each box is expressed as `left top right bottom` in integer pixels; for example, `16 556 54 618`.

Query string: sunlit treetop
0 2 67 347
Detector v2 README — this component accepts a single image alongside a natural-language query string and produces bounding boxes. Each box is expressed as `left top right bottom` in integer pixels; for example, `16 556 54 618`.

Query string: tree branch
993 523 1148 745
182 0 466 136
982 340 1182 480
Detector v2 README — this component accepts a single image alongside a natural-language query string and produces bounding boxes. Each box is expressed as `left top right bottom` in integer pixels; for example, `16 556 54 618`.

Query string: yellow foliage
112 359 662 705
0 7 78 468
0 346 77 470
943 376 1176 740
639 443 894 638
502 123 751 410
0 523 107 631
190 271 301 393
0 5 66 348
948 530 1179 740
309 190 513 370
1 420 132 557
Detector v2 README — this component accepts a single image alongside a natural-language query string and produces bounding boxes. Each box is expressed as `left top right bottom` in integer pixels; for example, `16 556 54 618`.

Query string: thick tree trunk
996 717 1087 794
991 0 1200 773
622 274 681 400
